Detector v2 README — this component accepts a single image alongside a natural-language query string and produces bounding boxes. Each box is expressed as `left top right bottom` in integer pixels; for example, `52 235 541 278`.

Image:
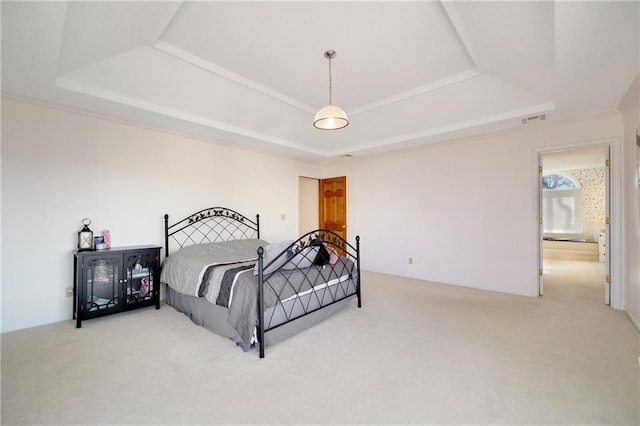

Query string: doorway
298 175 347 242
538 145 611 304
298 176 319 235
318 176 347 242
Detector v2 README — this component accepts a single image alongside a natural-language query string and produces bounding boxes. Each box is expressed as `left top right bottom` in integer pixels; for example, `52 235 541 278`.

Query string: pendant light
314 50 349 130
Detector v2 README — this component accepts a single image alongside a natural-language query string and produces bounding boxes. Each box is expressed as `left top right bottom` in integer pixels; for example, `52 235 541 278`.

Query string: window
542 173 582 234
542 174 577 190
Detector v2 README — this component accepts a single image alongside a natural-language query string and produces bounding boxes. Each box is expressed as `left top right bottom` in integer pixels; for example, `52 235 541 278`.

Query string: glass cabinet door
125 250 157 305
83 255 121 313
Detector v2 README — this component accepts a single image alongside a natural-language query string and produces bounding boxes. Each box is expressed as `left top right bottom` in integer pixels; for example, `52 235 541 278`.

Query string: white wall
322 113 623 299
1 95 321 332
618 73 640 330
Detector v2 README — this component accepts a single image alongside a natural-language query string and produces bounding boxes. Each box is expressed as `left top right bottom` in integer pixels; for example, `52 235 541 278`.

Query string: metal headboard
164 207 260 257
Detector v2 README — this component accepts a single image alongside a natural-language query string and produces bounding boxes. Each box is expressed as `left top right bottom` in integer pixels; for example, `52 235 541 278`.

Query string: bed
161 207 361 358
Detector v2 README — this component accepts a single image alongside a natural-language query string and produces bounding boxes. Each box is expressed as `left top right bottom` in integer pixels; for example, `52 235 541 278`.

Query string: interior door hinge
538 165 543 174
606 217 611 225
605 159 610 167
605 275 611 284
538 217 543 225
539 269 543 276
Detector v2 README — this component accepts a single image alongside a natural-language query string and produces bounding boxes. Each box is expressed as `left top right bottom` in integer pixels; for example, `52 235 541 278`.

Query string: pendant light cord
328 56 333 106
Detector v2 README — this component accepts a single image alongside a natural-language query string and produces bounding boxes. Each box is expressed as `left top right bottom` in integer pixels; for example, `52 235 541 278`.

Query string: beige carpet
2 263 639 425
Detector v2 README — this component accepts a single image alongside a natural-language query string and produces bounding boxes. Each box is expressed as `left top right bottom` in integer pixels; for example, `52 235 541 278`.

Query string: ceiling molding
331 101 556 157
154 40 317 115
55 76 327 157
349 69 480 117
441 1 479 70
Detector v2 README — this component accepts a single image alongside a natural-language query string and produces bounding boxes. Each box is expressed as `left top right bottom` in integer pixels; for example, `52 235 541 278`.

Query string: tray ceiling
2 1 638 162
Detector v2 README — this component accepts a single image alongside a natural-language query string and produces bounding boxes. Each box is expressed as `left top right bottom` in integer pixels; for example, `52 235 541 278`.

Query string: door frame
534 137 622 309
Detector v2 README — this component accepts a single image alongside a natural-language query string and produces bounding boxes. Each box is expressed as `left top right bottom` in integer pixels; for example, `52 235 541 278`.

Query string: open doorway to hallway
540 145 610 304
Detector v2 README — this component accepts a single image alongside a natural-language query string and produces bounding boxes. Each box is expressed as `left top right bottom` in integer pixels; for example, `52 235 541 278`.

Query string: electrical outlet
65 287 73 297
408 257 413 265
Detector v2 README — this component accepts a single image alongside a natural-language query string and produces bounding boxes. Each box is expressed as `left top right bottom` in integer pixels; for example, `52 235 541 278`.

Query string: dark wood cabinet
73 245 161 328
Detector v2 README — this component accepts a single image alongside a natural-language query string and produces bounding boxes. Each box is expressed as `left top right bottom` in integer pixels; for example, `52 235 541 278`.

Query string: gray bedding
167 286 356 351
227 260 357 346
161 239 358 349
160 238 267 297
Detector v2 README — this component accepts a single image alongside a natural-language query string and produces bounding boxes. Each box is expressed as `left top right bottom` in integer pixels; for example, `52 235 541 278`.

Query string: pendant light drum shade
314 105 349 130
314 50 348 130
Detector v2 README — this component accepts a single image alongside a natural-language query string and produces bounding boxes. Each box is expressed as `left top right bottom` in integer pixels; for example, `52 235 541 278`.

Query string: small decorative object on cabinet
102 230 111 249
73 245 161 328
77 218 94 251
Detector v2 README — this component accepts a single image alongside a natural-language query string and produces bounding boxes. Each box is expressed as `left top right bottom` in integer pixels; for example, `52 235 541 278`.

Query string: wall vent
521 114 546 124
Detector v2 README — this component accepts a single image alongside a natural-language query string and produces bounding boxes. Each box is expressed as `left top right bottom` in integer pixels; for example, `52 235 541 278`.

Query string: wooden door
319 176 347 242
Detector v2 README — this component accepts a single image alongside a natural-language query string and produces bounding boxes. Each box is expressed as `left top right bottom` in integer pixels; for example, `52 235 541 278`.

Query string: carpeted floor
2 262 639 425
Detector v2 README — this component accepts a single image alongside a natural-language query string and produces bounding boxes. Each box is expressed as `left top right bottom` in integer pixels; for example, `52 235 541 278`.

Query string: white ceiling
2 1 639 162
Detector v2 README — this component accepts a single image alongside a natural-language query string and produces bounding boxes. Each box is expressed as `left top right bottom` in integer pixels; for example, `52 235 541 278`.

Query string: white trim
625 311 640 333
536 153 544 296
349 69 480 116
53 77 328 158
340 102 556 156
154 41 317 115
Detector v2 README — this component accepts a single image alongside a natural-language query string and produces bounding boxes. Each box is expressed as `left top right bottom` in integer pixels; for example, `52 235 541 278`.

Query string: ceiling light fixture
314 50 349 130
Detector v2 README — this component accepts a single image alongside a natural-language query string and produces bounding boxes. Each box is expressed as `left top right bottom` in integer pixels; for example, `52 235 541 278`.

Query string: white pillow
281 246 320 270
253 240 293 276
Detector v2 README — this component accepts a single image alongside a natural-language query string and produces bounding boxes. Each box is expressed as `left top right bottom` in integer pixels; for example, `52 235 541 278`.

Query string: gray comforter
161 239 357 348
227 259 357 346
160 239 267 297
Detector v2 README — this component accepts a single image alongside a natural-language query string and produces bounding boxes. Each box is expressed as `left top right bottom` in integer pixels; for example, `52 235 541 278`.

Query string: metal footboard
257 230 361 358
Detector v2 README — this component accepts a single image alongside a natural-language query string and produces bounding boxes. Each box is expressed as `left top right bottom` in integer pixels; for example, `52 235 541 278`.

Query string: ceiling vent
521 114 547 125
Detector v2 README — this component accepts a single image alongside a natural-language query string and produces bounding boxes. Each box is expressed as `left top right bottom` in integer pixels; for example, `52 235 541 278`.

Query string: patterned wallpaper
565 167 606 223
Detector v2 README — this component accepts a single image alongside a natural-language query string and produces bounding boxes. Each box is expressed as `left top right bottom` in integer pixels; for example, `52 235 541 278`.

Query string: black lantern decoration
77 218 94 251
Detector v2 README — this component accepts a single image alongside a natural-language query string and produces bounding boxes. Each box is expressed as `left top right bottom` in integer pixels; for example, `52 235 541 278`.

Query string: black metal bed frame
256 229 361 358
163 207 361 358
164 207 260 258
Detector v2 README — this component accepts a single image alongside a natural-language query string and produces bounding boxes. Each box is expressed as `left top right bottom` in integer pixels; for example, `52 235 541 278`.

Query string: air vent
521 114 547 125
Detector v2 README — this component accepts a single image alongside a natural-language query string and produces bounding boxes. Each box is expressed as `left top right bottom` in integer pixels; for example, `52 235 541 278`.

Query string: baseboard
624 310 640 334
